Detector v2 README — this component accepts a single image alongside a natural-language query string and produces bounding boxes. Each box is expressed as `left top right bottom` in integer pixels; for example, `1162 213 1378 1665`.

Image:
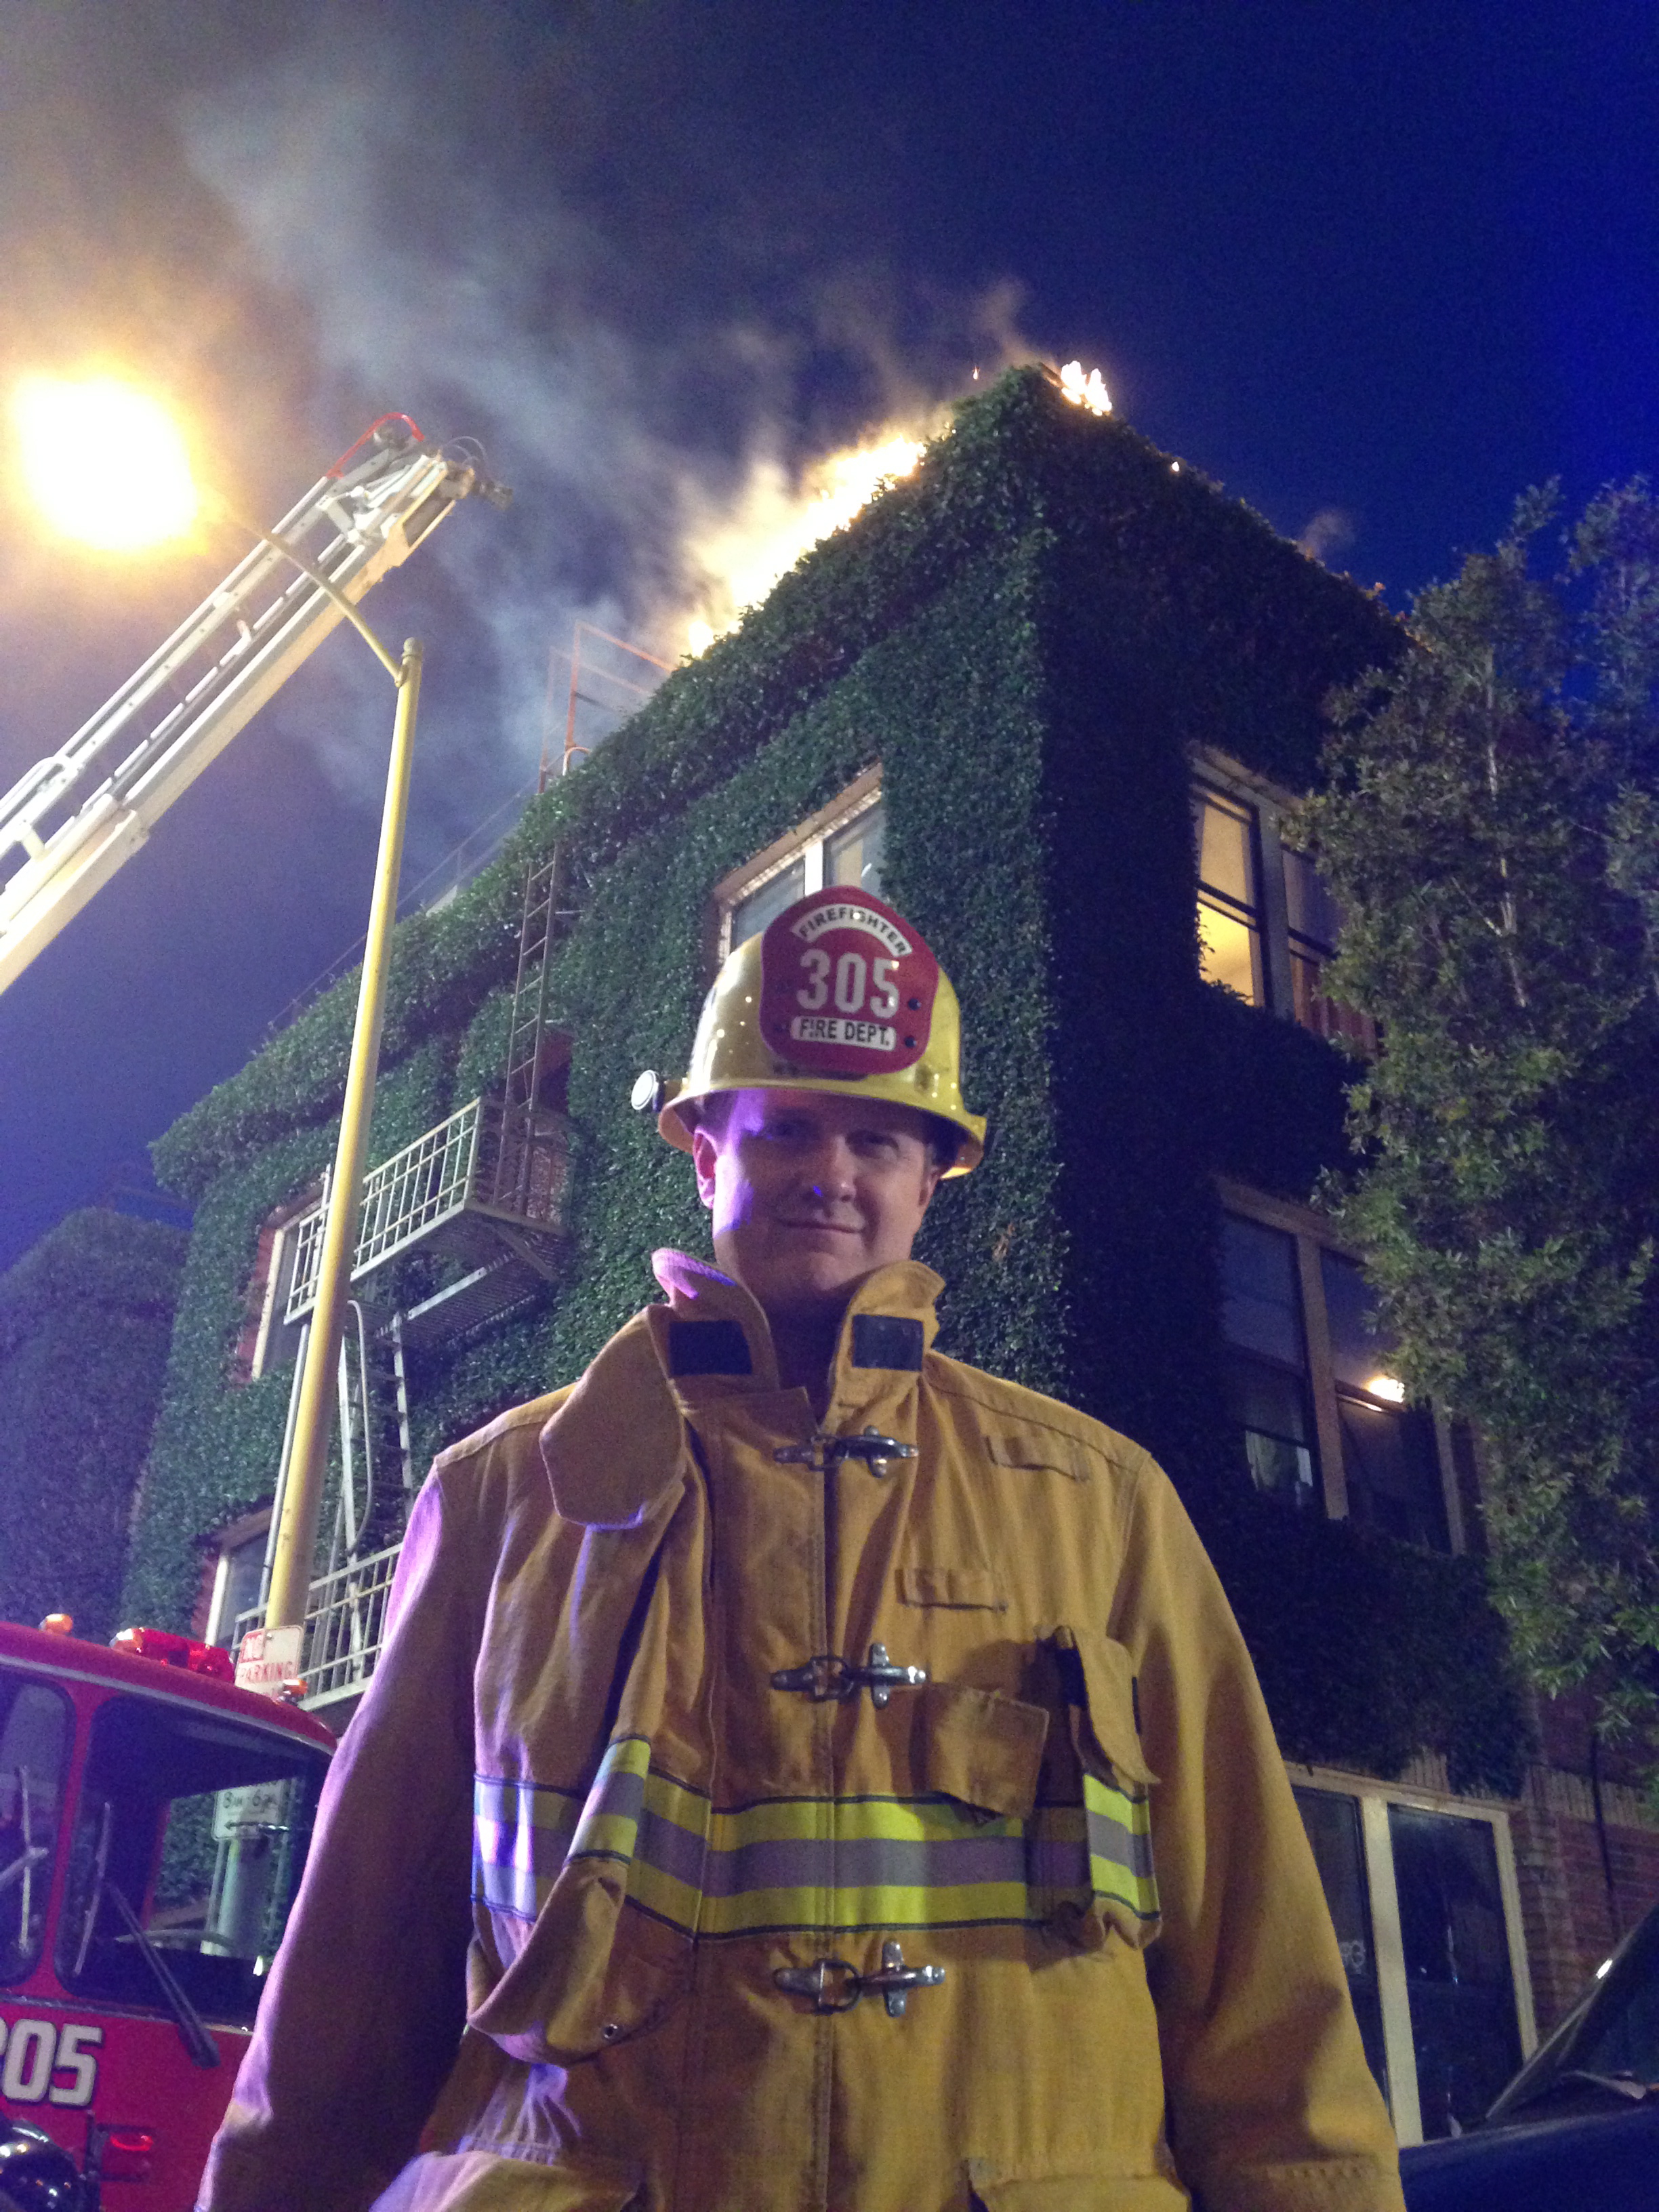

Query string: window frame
710 764 884 965
1193 778 1270 1010
1219 1177 1467 1550
232 1187 325 1387
201 1508 273 1651
1288 1757 1538 2146
1193 747 1374 1050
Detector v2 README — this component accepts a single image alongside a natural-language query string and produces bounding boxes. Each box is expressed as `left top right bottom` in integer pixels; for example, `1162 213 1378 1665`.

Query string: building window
1194 752 1374 1050
1194 784 1265 1006
200 1510 272 1651
231 1190 323 1386
1282 844 1377 1050
715 767 884 959
1320 1250 1450 1550
1218 1214 1319 1511
1292 1773 1531 2146
1218 1182 1460 1551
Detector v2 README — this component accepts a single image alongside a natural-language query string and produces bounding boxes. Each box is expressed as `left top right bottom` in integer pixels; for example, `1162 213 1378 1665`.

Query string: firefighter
200 888 1404 2212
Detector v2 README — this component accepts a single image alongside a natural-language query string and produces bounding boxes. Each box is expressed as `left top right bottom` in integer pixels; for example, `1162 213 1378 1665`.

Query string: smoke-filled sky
2 0 1656 1267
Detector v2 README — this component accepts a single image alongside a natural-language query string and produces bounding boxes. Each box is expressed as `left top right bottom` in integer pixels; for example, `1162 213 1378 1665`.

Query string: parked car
1400 1896 1659 2209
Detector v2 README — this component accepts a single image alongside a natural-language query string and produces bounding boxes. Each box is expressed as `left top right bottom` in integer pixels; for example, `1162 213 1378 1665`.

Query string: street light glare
12 377 197 550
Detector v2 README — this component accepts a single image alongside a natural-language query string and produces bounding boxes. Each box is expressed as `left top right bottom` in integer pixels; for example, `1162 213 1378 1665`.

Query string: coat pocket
1035 1626 1161 1953
470 1739 701 2063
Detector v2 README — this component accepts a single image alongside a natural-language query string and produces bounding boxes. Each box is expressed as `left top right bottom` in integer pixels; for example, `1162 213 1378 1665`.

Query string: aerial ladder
0 414 510 996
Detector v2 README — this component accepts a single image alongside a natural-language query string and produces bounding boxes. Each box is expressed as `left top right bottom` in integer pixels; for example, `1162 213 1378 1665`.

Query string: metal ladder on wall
489 844 573 1211
329 1304 415 1575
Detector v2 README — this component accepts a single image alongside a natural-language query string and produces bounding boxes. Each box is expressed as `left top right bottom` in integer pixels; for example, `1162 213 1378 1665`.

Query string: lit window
1193 755 1374 1050
1194 785 1265 1006
716 771 884 959
1321 1252 1449 1550
1219 1214 1319 1509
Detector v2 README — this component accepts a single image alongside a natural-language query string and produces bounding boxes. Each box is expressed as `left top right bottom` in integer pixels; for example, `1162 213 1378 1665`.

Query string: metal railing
234 1536 405 1706
285 1098 569 1323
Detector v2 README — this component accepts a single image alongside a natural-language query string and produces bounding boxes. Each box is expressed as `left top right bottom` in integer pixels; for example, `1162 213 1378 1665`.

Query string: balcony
285 1094 568 1345
236 1537 403 1713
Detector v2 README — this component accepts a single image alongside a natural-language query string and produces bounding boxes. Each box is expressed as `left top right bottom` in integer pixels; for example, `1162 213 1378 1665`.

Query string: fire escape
239 851 575 1709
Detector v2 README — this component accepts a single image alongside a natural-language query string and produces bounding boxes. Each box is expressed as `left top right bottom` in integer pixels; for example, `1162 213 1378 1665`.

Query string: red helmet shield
759 888 939 1076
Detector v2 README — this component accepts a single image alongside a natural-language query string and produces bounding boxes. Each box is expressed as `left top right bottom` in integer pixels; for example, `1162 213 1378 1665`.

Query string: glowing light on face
1367 1374 1407 1404
684 432 925 654
1058 359 1111 415
12 377 197 550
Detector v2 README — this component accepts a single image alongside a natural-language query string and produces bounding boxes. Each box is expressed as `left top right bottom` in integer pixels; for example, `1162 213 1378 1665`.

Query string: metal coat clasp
769 1642 928 1708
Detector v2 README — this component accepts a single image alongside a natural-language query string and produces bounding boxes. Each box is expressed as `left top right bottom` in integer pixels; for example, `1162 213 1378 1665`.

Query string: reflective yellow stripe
475 1742 1160 1938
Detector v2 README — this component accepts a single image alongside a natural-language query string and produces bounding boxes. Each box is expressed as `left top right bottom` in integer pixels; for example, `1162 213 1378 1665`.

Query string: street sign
234 1623 304 1698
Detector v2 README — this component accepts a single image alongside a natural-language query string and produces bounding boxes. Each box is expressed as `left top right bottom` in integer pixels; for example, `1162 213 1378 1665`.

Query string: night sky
2 1 1656 1268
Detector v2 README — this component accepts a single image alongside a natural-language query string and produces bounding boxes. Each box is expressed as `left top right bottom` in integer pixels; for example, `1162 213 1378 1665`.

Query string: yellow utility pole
264 633 424 1632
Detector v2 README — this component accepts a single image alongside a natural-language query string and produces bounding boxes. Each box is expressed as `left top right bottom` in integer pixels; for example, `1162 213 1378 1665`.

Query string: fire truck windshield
0 1675 72 1984
54 1693 326 2030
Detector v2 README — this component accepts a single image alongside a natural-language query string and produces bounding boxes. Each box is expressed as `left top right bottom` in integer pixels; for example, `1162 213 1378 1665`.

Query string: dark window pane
1289 942 1378 1053
1221 1216 1307 1367
1340 1394 1450 1551
1282 844 1343 953
1319 1250 1399 1396
1389 1805 1521 2137
1225 1355 1319 1507
729 857 806 950
1293 1788 1389 2112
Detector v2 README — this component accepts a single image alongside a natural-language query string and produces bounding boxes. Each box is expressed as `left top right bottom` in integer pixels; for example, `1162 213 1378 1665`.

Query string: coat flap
921 1680 1050 1817
898 1564 1007 1610
541 1314 687 1528
1057 1626 1158 1788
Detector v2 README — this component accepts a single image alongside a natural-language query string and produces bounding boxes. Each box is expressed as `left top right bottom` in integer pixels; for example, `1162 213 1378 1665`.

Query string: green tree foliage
1300 483 1659 1759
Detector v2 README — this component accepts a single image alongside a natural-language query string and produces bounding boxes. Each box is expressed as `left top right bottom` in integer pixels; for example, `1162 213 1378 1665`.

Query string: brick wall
1511 1762 1659 2034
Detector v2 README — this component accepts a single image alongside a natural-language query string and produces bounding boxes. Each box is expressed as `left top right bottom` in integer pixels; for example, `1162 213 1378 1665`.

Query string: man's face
691 1088 944 1322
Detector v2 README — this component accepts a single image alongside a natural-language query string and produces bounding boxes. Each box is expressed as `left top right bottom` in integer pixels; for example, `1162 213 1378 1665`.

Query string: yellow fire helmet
642 886 986 1175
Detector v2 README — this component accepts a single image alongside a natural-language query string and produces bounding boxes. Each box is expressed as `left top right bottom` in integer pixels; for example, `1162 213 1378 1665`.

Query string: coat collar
541 1252 943 1528
649 1248 942 1411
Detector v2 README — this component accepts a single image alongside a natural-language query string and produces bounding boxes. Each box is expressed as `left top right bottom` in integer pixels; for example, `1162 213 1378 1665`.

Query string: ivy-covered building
0 1207 185 1643
128 367 1655 2145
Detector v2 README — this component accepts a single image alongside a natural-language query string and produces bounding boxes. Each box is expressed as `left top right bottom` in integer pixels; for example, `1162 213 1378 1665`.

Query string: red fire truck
0 1622 333 2209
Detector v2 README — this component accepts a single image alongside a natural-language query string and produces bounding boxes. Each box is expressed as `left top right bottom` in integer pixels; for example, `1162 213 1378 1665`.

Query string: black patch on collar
852 1315 925 1371
668 1319 754 1376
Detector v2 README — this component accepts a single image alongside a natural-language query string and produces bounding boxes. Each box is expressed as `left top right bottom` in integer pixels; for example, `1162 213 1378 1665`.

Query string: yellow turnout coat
200 1254 1404 2212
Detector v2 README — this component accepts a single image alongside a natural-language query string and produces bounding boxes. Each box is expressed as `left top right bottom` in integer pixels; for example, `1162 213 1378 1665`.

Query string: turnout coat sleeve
1109 1447 1406 2212
197 1418 535 2212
